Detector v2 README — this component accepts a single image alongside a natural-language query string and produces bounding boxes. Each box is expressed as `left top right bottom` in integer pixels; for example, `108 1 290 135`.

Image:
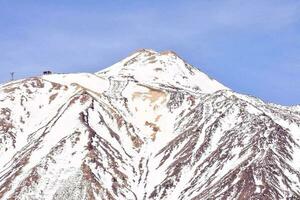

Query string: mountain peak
132 49 180 58
160 50 179 56
96 49 229 93
1 50 300 200
135 48 157 54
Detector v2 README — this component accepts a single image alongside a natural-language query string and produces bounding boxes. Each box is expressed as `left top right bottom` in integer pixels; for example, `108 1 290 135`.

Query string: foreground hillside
0 49 300 199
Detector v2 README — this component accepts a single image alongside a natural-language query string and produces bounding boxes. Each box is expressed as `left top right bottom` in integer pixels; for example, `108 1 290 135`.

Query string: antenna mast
10 72 14 81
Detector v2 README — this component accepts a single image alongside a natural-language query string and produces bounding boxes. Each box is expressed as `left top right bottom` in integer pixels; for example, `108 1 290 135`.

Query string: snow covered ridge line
0 50 300 200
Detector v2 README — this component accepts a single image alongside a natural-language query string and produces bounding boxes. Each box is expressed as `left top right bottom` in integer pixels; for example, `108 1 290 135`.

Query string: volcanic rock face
0 49 299 200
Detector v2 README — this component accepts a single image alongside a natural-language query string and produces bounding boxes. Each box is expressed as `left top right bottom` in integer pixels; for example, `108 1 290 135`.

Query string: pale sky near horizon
0 0 300 105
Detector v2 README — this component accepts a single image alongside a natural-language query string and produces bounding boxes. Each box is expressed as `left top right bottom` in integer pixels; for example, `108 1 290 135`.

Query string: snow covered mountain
0 49 299 200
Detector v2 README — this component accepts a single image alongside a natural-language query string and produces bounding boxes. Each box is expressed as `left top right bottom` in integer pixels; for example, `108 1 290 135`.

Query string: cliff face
0 49 299 200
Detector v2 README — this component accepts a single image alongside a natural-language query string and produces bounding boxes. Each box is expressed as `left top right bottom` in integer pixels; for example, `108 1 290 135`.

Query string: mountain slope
0 50 299 200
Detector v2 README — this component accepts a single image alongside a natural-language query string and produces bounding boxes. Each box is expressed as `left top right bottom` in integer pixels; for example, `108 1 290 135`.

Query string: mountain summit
96 49 228 93
0 50 300 200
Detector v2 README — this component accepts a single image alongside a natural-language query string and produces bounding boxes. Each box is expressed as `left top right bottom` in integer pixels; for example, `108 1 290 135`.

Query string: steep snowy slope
0 50 299 200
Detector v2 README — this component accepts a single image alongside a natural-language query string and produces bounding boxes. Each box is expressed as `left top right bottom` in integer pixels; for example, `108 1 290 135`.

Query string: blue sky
0 0 299 105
